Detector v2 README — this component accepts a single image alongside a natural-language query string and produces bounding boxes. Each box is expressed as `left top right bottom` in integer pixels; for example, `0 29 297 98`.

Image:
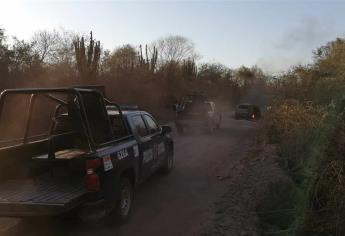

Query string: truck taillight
86 159 101 170
85 159 101 192
85 173 100 192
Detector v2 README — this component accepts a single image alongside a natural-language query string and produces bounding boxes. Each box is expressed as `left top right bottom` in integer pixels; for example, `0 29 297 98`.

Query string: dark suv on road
234 103 261 120
174 94 222 133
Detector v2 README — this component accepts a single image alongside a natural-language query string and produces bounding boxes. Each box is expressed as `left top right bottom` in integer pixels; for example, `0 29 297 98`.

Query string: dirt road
1 113 258 236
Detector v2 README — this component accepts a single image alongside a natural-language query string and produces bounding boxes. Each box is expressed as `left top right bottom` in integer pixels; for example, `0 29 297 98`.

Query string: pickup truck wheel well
120 169 136 187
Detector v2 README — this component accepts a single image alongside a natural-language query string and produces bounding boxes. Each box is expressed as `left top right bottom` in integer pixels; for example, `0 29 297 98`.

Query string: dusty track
0 113 258 236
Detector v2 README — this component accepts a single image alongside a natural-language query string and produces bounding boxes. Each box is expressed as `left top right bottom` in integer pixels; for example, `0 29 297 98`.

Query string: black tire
105 177 133 226
160 151 174 174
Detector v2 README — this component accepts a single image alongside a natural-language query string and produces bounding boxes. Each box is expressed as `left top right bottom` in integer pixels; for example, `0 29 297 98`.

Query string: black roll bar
0 87 128 152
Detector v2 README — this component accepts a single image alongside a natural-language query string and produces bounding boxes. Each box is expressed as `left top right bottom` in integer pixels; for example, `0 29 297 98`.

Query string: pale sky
1 0 345 73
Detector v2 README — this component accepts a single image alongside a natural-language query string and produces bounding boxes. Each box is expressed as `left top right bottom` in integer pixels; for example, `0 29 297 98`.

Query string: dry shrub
304 118 345 235
334 118 345 158
264 100 328 144
305 159 345 235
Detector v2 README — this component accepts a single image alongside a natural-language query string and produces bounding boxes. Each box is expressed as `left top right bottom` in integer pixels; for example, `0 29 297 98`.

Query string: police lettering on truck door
157 142 165 155
143 142 165 164
143 149 153 163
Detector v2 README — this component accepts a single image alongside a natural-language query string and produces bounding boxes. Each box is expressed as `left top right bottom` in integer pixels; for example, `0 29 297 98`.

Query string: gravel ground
202 143 287 236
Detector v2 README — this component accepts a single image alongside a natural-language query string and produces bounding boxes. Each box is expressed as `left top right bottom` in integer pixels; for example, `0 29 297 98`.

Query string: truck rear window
184 102 210 113
108 114 129 139
80 92 113 145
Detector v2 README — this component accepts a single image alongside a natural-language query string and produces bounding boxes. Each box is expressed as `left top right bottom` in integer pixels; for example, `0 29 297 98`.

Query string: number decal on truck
117 149 129 160
158 142 165 155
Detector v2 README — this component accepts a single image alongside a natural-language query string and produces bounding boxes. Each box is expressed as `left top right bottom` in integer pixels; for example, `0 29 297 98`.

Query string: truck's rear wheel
105 177 133 226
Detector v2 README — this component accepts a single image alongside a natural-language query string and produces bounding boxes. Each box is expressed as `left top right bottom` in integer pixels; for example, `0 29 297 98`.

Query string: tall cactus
182 58 197 80
150 45 158 73
138 44 158 74
74 31 101 79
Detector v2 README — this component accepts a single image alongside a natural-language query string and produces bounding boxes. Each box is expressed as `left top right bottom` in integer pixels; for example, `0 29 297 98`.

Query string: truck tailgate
0 177 87 216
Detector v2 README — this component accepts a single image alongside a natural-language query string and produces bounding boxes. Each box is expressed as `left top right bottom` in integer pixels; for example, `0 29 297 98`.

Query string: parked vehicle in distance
234 103 261 120
0 87 174 225
174 93 222 133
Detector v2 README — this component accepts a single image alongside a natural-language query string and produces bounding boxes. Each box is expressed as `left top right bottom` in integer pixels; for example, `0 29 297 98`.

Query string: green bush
261 96 345 235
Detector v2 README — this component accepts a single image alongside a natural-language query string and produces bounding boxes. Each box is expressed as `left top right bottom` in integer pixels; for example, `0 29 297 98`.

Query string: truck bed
0 176 87 216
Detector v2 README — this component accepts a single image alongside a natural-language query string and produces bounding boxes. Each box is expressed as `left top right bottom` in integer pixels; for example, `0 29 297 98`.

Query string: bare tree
198 62 233 82
10 38 41 76
0 28 5 46
0 28 11 78
112 44 138 71
31 29 79 68
152 35 198 65
31 30 60 64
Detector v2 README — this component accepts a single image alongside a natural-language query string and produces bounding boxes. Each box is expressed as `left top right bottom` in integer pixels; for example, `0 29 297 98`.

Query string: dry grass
263 100 327 144
306 159 345 235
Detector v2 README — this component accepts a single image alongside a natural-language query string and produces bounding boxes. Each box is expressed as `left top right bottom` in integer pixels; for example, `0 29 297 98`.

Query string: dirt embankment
203 143 289 236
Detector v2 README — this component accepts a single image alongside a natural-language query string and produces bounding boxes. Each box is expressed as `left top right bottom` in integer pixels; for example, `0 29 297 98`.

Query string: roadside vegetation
261 38 345 235
0 28 266 117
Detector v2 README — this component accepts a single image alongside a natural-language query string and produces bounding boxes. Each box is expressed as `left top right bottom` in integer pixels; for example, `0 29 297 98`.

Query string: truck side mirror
161 125 172 134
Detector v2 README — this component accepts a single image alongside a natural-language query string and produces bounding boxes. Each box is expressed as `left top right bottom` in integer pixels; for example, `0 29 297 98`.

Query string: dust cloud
257 17 337 74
